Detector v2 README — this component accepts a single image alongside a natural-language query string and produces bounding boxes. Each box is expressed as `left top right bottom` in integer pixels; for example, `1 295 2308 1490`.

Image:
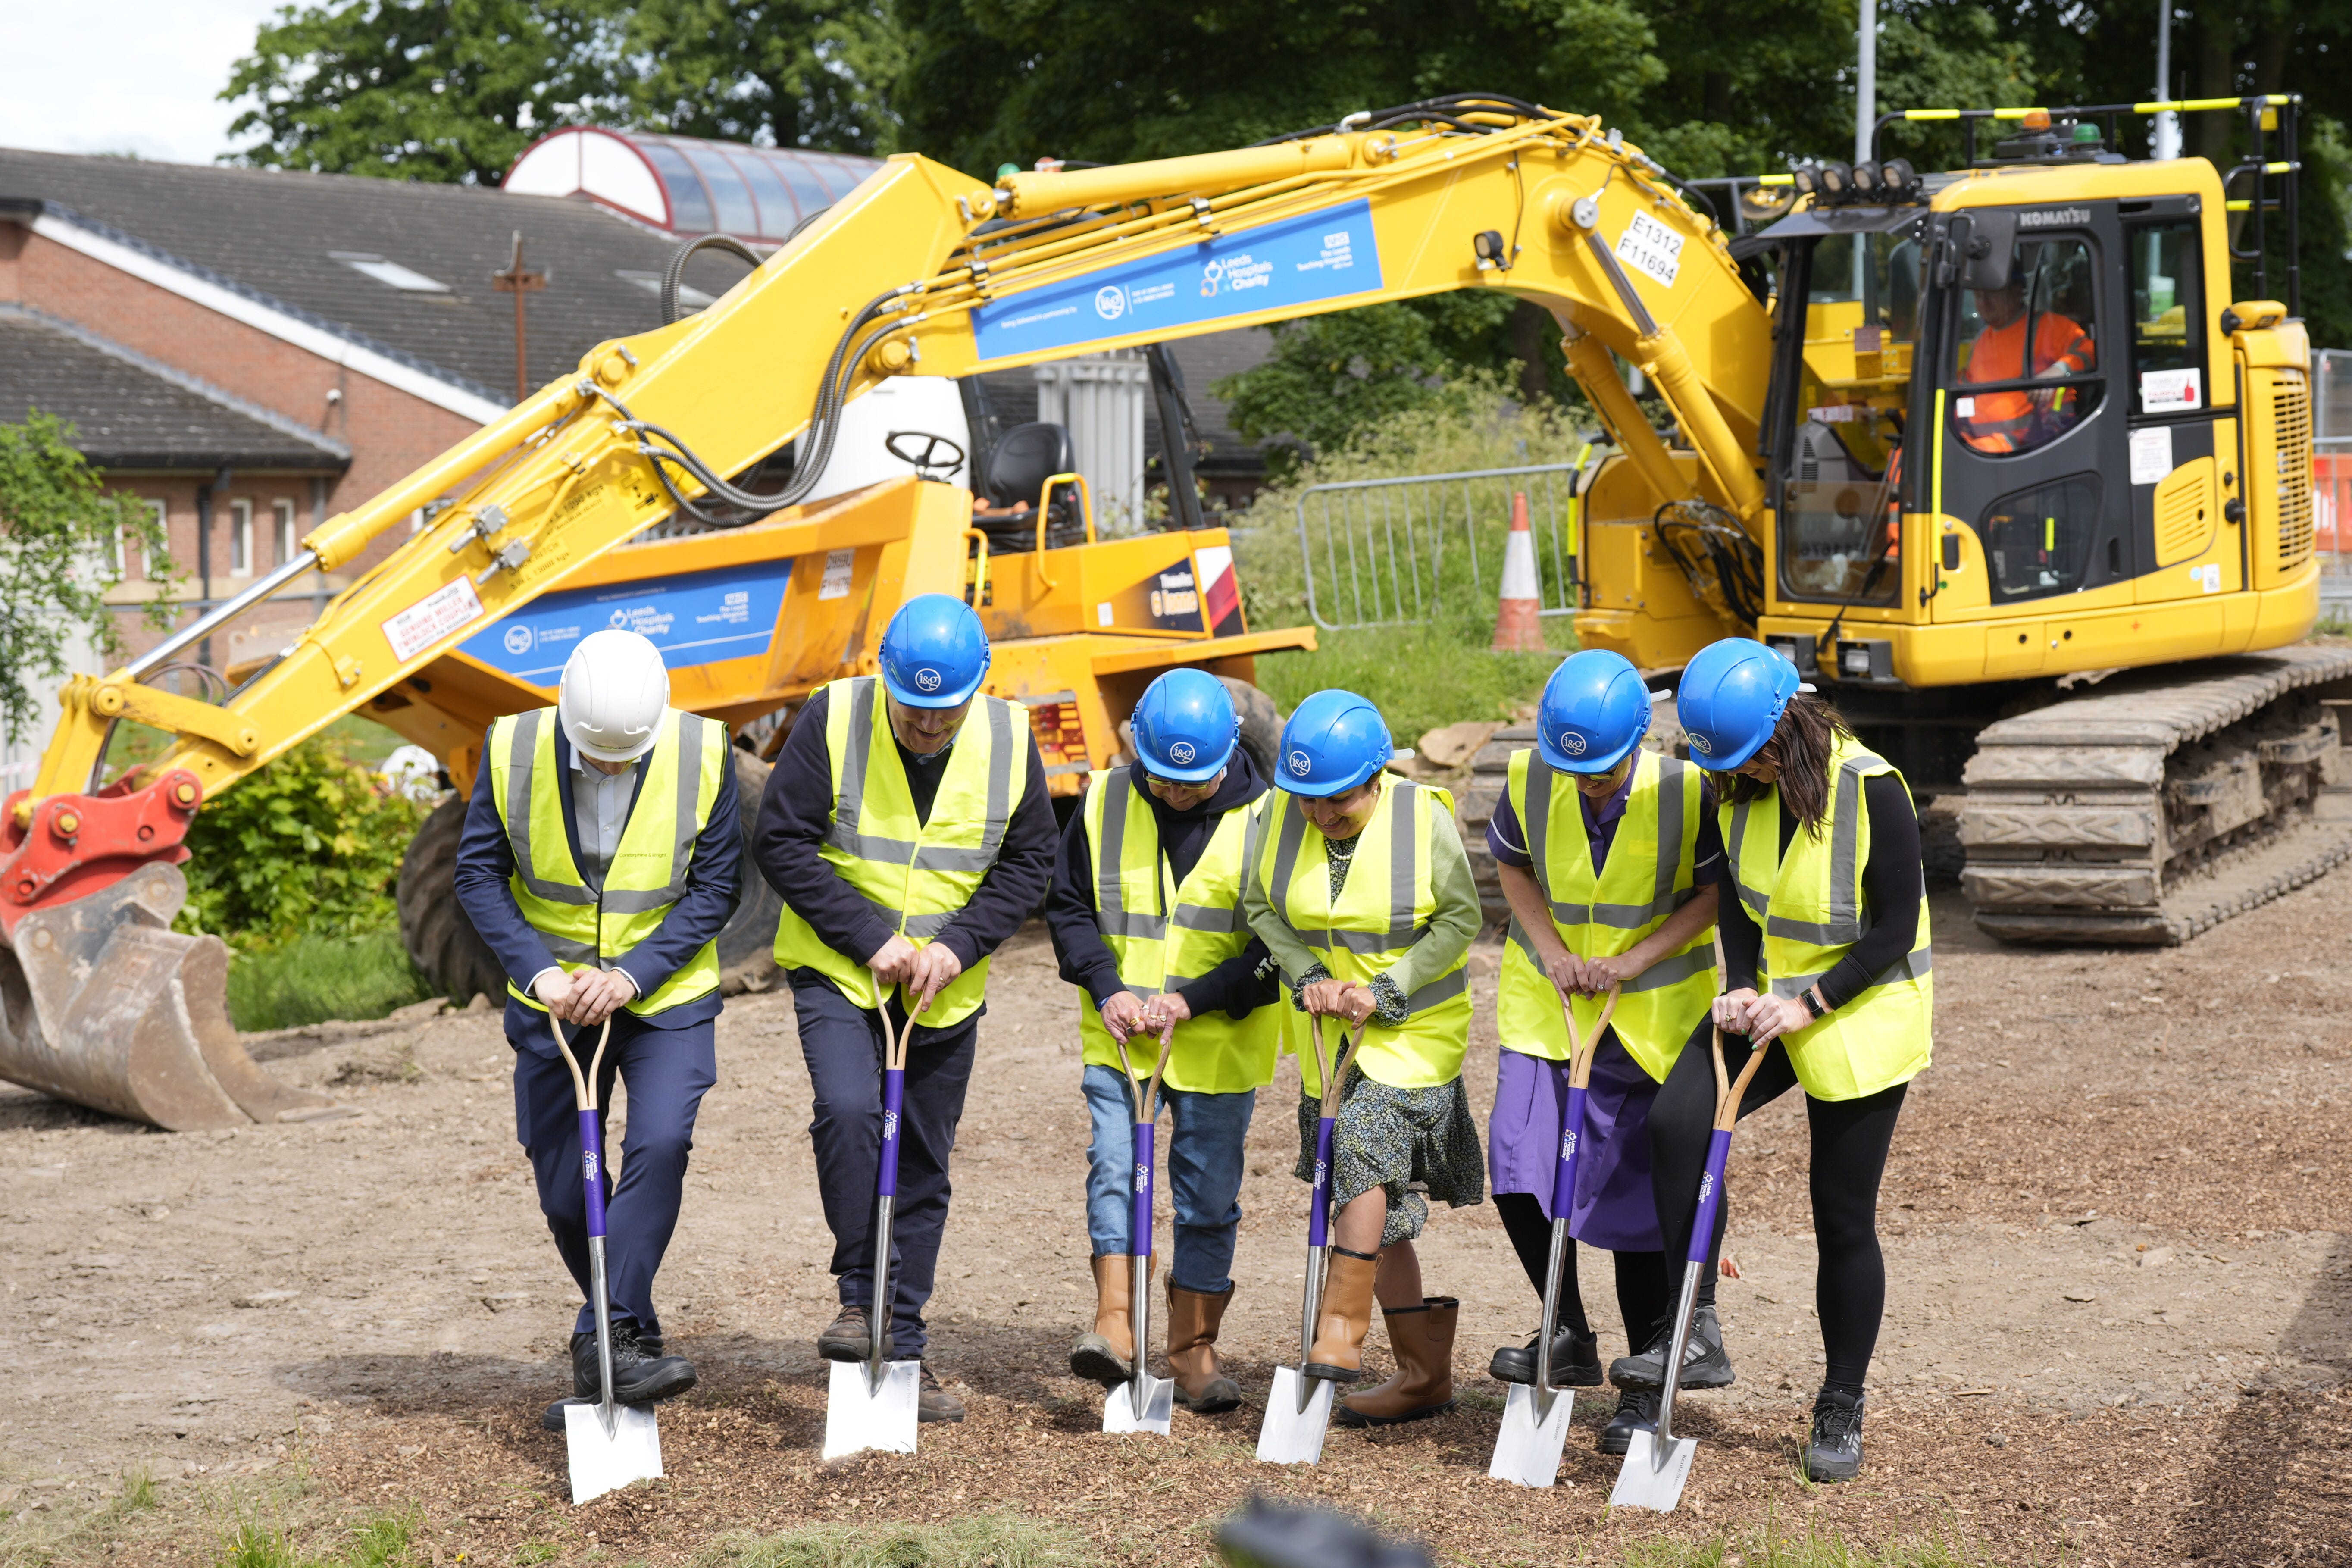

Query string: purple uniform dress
1487 768 1720 1251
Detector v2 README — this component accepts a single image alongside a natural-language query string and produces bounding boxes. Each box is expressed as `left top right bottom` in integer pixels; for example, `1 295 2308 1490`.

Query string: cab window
2127 221 2207 414
1981 473 2103 599
1778 232 1920 604
1951 236 2102 457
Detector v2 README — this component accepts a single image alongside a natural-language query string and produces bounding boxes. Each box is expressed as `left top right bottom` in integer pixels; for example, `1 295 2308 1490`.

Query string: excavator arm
0 97 1777 1127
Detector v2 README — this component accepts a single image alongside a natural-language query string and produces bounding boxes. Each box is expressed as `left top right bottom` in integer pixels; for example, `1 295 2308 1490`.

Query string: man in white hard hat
454 627 742 1430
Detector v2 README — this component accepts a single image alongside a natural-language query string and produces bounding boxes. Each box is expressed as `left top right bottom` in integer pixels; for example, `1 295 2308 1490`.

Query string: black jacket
1044 750 1277 1020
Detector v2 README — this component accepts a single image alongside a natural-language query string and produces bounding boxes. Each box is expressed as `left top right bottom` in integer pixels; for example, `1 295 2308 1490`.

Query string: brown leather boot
1166 1283 1243 1413
1337 1296 1458 1426
1070 1255 1133 1386
1303 1248 1379 1383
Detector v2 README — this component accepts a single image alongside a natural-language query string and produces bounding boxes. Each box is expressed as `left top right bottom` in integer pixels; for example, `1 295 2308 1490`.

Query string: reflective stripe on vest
1254 778 1472 1091
488 705 728 1016
770 676 1029 1025
1496 749 1714 1080
1076 767 1277 1095
1722 734 1933 1102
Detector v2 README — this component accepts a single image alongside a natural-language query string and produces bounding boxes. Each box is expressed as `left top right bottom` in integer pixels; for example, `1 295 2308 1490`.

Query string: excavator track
1959 644 2352 945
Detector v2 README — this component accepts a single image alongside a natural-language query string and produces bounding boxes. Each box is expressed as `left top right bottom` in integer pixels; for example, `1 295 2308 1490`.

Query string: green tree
619 1 901 152
0 412 174 746
222 0 617 183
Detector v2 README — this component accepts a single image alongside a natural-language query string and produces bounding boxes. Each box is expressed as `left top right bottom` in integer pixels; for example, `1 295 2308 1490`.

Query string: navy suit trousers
510 1008 718 1336
790 973 979 1361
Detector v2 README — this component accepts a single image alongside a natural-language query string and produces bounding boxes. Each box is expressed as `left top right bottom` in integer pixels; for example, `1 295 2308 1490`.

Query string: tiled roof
0 306 348 471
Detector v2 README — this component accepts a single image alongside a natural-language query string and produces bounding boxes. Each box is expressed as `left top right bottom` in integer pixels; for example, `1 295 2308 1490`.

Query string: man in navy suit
453 629 741 1427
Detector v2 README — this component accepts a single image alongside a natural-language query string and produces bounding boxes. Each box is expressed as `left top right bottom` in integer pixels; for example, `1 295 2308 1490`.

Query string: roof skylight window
329 252 452 293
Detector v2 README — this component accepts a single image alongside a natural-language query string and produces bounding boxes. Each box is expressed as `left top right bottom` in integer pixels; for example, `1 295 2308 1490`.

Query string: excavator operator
1956 262 2096 455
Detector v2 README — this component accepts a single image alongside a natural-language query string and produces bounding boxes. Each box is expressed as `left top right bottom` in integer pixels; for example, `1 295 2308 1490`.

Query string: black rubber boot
1804 1386 1867 1482
1608 1304 1734 1390
917 1365 965 1423
818 1304 874 1363
1489 1328 1602 1388
1597 1388 1661 1455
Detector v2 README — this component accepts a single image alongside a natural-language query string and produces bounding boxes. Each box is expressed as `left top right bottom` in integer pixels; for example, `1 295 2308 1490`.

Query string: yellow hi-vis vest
488 705 729 1016
1076 767 1278 1095
1496 748 1716 1082
1253 778 1473 1092
1723 733 1933 1101
770 675 1030 1026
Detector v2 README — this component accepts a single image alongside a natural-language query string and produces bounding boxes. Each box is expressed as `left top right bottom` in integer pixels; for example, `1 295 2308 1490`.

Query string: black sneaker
1598 1389 1661 1455
1489 1328 1602 1388
1608 1305 1734 1390
818 1305 876 1363
571 1322 697 1405
917 1365 964 1423
1805 1386 1866 1482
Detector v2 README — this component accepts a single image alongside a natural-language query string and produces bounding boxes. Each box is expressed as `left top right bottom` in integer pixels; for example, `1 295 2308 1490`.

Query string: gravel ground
1 878 2348 1565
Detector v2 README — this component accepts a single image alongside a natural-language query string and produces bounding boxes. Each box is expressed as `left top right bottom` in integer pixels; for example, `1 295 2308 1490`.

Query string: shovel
1611 962 1774 1513
822 999 923 1461
1255 1016 1366 1465
552 1015 665 1505
1489 984 1620 1488
1101 1027 1177 1435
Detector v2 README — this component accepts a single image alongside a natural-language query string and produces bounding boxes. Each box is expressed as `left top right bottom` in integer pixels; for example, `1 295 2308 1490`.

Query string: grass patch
700 1512 1101 1568
203 1507 421 1568
225 931 434 1032
1232 383 1589 740
1616 1520 2010 1568
216 1518 307 1568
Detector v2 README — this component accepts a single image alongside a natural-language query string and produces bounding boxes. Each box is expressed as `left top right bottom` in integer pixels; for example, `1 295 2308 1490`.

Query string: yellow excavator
0 90 2333 1128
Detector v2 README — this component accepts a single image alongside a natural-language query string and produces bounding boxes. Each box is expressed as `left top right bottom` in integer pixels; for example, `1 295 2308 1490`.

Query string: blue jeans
1081 1063 1255 1295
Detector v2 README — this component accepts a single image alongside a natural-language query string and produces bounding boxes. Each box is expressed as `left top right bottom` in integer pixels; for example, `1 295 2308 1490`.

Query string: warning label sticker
382 577 485 663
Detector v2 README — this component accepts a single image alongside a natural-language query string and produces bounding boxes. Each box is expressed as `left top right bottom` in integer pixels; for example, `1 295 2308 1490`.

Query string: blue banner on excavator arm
972 199 1383 362
460 560 796 685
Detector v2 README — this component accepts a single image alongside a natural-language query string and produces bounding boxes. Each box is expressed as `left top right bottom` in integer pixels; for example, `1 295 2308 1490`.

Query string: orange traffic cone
1492 491 1545 651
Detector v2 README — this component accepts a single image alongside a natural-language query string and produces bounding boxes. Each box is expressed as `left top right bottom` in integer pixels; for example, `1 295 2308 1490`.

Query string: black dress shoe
818 1304 876 1363
1597 1388 1661 1455
1804 1386 1866 1481
1489 1328 1602 1388
570 1322 697 1405
1608 1305 1734 1390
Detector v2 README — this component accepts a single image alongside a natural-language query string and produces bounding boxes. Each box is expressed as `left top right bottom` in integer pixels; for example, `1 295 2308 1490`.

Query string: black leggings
1649 1020 1908 1393
1493 1192 1670 1352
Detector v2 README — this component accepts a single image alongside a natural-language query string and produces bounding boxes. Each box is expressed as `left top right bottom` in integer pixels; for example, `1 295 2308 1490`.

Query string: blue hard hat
1538 650 1652 774
1677 638 1802 770
879 593 991 708
1131 669 1238 783
1277 689 1395 798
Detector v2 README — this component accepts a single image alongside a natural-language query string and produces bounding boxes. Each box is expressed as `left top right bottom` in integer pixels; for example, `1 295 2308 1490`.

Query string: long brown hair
1712 693 1854 836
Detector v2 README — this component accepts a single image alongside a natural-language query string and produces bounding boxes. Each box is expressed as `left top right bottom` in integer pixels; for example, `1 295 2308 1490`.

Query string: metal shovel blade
562 1400 663 1505
1609 1426 1698 1512
1101 1374 1174 1435
1255 1367 1335 1464
1489 1383 1577 1488
821 1358 920 1460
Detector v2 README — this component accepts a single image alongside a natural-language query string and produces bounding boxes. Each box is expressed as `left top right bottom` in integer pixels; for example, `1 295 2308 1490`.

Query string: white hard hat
557 629 670 763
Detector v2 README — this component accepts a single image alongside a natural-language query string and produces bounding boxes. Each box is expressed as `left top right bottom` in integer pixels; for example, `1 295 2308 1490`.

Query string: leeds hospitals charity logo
1200 259 1227 297
1094 285 1126 320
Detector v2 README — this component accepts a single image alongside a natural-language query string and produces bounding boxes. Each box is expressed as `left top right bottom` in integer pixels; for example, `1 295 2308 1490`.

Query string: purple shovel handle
1131 1116 1157 1260
1550 1084 1589 1220
578 1108 607 1241
1305 1115 1338 1248
876 1065 906 1200
1686 1127 1735 1265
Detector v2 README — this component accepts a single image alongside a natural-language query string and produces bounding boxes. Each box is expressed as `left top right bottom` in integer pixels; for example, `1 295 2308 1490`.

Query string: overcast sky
0 2 291 166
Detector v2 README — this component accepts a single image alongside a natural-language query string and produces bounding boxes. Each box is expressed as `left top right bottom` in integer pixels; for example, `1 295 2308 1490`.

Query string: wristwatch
1799 987 1827 1020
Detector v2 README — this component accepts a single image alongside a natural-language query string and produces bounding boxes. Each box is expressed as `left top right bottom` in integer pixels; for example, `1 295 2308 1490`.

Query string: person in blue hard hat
1642 636 1931 1484
1045 668 1280 1413
1244 689 1485 1427
753 593 1058 1424
1483 649 1726 1456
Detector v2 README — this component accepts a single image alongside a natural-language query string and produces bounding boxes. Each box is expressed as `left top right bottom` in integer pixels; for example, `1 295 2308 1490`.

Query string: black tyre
715 748 782 994
1221 677 1284 781
397 793 506 1005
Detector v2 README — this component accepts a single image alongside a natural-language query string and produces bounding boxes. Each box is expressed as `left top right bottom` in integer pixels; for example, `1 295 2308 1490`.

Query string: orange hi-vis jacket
1959 313 2096 453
